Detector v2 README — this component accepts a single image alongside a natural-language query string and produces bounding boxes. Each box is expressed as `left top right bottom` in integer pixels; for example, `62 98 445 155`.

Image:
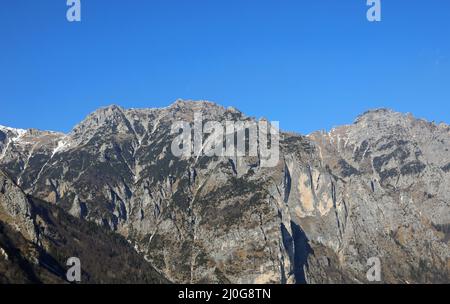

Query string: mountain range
0 100 449 283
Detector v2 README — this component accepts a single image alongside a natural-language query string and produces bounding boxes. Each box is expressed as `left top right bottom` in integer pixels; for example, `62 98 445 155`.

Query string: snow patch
0 126 27 161
0 125 27 135
0 125 27 143
52 138 69 157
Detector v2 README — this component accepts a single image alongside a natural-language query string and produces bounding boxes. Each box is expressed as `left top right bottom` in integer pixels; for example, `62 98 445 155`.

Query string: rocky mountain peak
353 108 448 134
165 99 232 121
72 104 125 132
169 99 224 110
354 108 410 127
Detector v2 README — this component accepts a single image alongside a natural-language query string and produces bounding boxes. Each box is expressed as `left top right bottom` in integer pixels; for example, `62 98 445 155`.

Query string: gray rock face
0 171 37 243
298 109 450 283
0 102 448 283
0 170 168 284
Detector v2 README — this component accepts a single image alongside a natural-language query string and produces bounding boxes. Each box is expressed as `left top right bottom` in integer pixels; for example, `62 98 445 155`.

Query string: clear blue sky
1 0 449 134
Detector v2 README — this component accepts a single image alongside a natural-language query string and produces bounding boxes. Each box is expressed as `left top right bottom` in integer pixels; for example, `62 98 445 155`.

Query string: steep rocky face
295 110 450 283
0 171 168 283
0 102 448 283
0 171 38 243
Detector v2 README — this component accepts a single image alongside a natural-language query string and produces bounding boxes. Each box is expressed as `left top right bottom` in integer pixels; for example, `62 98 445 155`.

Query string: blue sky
0 0 449 134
